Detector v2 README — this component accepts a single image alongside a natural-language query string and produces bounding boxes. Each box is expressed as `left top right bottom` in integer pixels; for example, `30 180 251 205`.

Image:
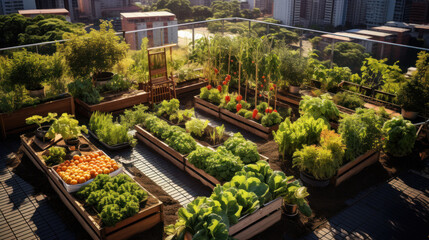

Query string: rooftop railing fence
1 17 428 72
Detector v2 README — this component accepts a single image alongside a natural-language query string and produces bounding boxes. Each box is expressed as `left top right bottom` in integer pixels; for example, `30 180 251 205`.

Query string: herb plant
382 117 416 157
89 111 136 146
338 108 384 162
26 113 58 128
333 92 364 110
67 78 101 105
261 112 282 127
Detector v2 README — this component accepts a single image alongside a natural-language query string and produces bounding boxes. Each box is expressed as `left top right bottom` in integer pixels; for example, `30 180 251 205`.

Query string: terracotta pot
300 172 330 187
28 86 45 98
93 72 114 87
401 109 418 120
289 85 300 94
65 138 80 146
35 126 51 141
284 203 298 217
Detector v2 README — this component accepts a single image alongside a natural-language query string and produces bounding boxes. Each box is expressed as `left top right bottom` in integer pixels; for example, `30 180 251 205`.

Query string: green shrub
382 117 416 157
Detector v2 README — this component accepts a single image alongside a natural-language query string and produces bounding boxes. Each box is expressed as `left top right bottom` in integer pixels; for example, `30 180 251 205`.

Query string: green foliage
77 174 147 227
0 86 39 113
323 42 369 73
143 115 197 155
210 124 225 145
273 116 328 159
397 78 427 112
0 13 84 50
67 78 101 105
89 111 136 146
261 112 282 127
382 117 416 157
338 108 384 162
333 92 364 110
185 118 209 137
46 113 88 140
277 48 310 87
154 0 192 20
43 146 66 166
96 74 132 93
156 98 194 123
208 89 223 105
120 104 149 129
223 133 260 164
281 179 312 216
26 113 57 128
299 94 340 123
293 130 345 180
192 5 213 20
59 20 128 78
313 66 352 91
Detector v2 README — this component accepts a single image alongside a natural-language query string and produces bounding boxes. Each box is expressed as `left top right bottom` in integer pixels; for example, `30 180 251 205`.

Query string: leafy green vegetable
45 113 88 140
67 78 101 105
223 132 260 164
273 116 328 159
89 111 136 146
261 111 282 127
223 175 270 203
76 174 148 227
185 118 209 137
382 117 416 157
43 146 66 166
333 92 364 110
299 94 339 123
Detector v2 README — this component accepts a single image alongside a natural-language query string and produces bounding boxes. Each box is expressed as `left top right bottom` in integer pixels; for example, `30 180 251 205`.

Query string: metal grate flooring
302 171 429 240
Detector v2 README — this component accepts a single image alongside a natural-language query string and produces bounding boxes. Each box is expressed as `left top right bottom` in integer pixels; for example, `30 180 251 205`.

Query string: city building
273 0 346 27
78 0 142 21
18 8 71 21
320 32 373 53
346 29 394 59
273 0 300 25
371 25 410 59
408 0 429 24
346 0 367 26
0 0 36 15
121 11 178 49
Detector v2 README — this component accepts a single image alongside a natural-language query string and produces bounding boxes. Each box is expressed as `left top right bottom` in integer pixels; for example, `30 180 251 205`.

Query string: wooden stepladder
147 44 177 105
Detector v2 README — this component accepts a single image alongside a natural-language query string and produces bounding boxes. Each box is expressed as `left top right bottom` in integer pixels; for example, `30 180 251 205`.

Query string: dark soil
8 146 182 240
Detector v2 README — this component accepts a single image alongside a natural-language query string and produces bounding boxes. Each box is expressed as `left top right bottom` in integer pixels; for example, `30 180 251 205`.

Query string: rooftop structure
18 8 70 21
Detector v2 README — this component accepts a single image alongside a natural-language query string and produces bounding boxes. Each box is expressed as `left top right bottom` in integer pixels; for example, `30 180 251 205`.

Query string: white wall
273 0 294 25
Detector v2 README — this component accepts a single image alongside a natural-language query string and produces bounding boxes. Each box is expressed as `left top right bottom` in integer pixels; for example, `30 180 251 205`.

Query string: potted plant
278 49 309 94
25 113 58 141
283 182 312 217
292 130 345 187
381 117 417 157
60 20 128 86
8 51 50 97
46 113 88 146
397 78 426 120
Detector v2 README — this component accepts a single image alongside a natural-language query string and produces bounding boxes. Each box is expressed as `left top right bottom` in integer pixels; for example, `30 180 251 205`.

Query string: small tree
60 20 129 78
8 50 50 90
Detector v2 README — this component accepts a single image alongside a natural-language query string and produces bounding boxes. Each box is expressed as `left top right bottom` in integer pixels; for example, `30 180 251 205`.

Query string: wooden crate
219 108 279 140
20 135 163 240
333 150 380 186
0 95 74 139
134 125 186 170
75 90 149 118
173 78 208 95
194 96 220 118
229 197 283 240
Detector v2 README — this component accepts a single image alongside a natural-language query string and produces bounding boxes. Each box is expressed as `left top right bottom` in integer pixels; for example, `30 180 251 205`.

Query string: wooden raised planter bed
75 90 149 118
194 96 220 118
134 125 186 170
184 160 221 189
333 150 380 186
20 134 163 240
173 78 208 95
220 108 279 140
0 94 74 139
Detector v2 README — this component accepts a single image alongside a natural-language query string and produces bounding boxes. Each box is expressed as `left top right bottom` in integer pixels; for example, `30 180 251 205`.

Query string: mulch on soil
8 148 182 240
